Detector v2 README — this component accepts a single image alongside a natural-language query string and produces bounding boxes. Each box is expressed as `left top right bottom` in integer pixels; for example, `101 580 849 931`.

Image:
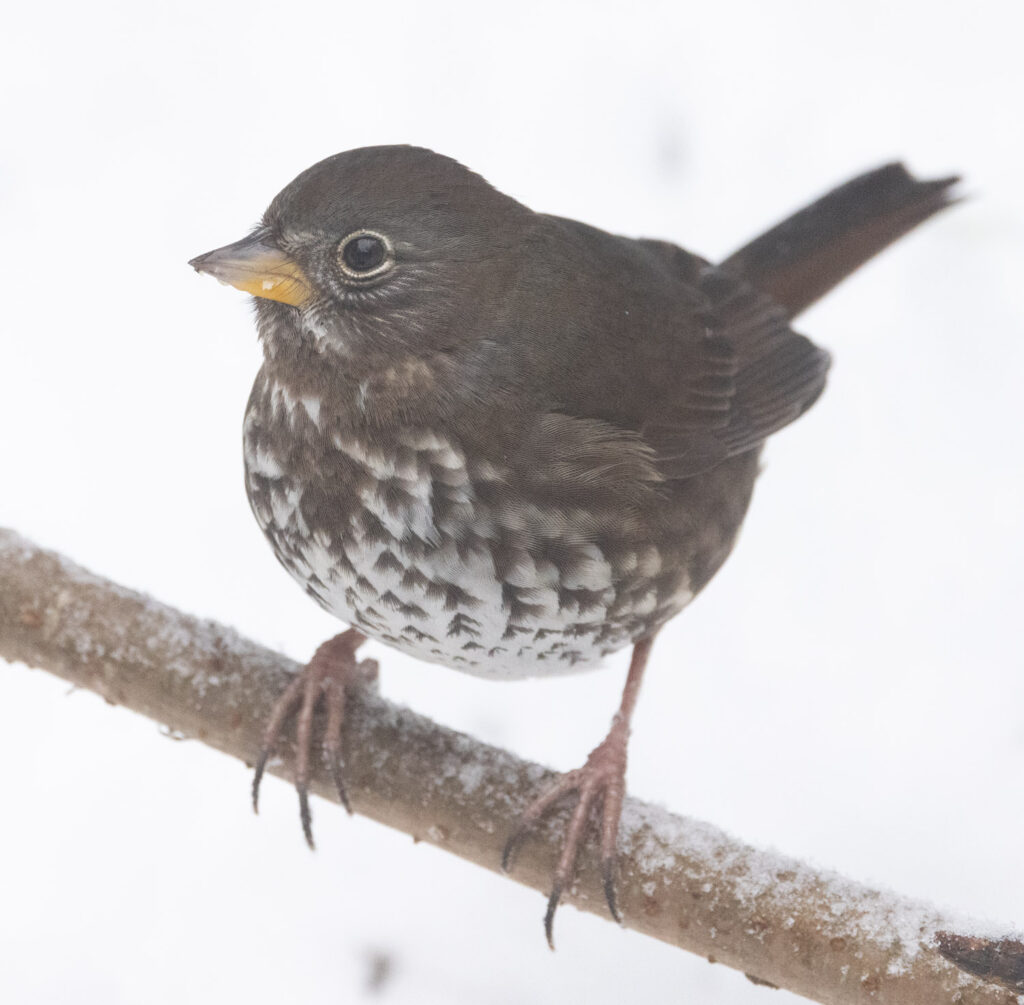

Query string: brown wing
525 162 955 484
641 260 831 480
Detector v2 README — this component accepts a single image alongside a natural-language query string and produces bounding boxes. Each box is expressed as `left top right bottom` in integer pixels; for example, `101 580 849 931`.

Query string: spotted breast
241 369 723 679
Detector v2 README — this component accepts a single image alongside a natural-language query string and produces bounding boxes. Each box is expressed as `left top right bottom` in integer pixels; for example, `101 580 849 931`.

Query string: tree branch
0 527 1016 1004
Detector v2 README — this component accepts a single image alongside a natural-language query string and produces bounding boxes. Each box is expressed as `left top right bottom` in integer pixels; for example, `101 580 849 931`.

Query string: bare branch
0 527 1017 1004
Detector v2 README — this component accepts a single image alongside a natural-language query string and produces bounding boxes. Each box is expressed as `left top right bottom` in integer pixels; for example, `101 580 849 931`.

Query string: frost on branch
0 527 1019 1005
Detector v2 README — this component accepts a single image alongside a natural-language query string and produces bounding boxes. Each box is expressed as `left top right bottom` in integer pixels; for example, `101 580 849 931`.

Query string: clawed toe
602 855 621 924
502 729 629 948
252 671 307 814
251 629 368 846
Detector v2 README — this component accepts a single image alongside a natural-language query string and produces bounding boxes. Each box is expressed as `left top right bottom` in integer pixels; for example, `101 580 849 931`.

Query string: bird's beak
189 229 313 307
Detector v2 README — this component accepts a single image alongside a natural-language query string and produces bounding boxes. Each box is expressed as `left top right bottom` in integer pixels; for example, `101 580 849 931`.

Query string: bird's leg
502 635 655 948
251 628 378 848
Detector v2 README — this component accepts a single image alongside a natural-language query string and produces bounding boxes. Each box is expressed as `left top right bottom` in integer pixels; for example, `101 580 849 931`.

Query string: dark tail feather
721 164 960 318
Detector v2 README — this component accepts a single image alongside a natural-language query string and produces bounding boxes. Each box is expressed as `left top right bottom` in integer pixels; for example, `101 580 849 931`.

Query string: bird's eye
337 230 393 279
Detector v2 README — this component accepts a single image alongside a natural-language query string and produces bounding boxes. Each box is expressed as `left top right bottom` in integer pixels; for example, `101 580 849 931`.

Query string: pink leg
503 635 655 948
252 629 378 848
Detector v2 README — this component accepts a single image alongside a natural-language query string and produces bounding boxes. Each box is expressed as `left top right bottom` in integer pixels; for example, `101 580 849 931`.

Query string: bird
189 147 957 946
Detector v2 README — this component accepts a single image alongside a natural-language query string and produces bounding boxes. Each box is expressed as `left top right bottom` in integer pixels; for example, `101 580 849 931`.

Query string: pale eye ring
337 229 394 280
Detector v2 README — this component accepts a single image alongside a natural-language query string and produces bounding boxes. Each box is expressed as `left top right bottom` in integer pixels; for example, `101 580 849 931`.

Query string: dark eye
338 230 392 279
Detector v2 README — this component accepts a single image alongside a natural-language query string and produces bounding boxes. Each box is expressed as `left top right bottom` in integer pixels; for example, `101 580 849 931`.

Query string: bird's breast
242 375 694 679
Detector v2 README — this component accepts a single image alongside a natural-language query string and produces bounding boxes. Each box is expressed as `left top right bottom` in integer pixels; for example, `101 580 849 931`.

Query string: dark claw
602 857 621 923
330 759 352 815
544 881 563 950
248 630 370 847
252 748 270 814
501 826 529 873
298 786 315 850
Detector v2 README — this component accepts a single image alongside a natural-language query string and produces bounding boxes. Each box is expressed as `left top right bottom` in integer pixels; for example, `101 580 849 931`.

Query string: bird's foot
251 628 377 848
502 719 629 948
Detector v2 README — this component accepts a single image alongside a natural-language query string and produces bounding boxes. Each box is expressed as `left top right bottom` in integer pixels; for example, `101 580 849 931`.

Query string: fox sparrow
190 148 956 944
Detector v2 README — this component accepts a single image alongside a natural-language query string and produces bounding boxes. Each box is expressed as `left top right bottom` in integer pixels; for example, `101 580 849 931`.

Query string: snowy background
2 1 1022 1002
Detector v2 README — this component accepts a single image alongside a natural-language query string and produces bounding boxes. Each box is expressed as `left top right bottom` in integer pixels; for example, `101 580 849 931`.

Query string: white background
2 1 1022 1002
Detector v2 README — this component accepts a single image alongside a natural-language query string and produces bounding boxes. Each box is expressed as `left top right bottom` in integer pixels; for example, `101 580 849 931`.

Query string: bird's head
190 146 531 371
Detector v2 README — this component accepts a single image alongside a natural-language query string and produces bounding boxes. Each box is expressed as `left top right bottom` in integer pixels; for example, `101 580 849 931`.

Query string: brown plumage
190 149 957 944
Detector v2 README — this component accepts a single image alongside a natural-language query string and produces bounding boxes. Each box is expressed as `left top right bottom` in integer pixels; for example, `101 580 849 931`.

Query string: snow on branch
0 527 1018 1004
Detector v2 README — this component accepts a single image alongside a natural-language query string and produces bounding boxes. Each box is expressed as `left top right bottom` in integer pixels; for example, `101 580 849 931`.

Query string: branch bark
0 527 1016 1004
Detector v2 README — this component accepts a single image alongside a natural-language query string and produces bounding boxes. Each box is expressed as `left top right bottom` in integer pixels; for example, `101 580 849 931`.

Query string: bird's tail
721 163 960 319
